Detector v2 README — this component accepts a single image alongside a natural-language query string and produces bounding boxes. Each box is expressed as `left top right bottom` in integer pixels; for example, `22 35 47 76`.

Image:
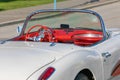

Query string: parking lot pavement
91 1 120 28
1 0 119 27
0 0 91 26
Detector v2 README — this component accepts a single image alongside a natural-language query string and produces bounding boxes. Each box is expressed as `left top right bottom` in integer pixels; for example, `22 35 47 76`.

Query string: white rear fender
48 50 103 80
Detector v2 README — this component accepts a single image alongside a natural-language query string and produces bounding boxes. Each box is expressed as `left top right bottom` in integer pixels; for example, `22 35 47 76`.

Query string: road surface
75 1 120 28
0 1 120 40
91 2 120 28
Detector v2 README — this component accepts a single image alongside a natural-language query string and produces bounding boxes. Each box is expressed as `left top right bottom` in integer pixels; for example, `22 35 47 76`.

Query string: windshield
24 11 101 33
18 10 104 46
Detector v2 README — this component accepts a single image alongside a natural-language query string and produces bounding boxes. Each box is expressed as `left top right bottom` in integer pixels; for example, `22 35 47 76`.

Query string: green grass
0 0 65 11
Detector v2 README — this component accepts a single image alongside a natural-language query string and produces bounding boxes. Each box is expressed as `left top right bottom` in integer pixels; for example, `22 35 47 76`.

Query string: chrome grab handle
102 52 111 58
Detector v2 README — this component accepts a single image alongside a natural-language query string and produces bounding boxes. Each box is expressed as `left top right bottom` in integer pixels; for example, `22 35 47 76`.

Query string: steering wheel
25 24 53 42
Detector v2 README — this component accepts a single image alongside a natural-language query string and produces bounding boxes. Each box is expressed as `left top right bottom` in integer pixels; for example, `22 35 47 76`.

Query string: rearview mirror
17 25 23 35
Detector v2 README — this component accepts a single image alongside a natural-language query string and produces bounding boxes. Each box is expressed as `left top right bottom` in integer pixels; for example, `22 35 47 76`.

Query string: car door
94 36 120 80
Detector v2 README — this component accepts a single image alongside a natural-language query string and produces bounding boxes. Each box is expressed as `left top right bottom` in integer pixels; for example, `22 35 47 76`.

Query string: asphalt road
0 22 23 40
91 2 120 28
0 1 120 40
75 1 120 28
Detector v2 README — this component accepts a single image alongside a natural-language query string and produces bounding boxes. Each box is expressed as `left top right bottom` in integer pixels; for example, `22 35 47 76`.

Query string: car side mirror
17 25 23 35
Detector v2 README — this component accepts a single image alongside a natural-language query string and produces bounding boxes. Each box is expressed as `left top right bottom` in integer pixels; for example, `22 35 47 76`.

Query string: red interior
13 28 103 46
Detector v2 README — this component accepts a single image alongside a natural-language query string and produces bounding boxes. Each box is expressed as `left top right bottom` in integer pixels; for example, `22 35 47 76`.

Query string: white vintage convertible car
0 9 120 80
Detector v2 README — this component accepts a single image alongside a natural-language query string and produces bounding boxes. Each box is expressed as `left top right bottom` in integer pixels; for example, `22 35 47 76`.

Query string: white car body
0 9 120 80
